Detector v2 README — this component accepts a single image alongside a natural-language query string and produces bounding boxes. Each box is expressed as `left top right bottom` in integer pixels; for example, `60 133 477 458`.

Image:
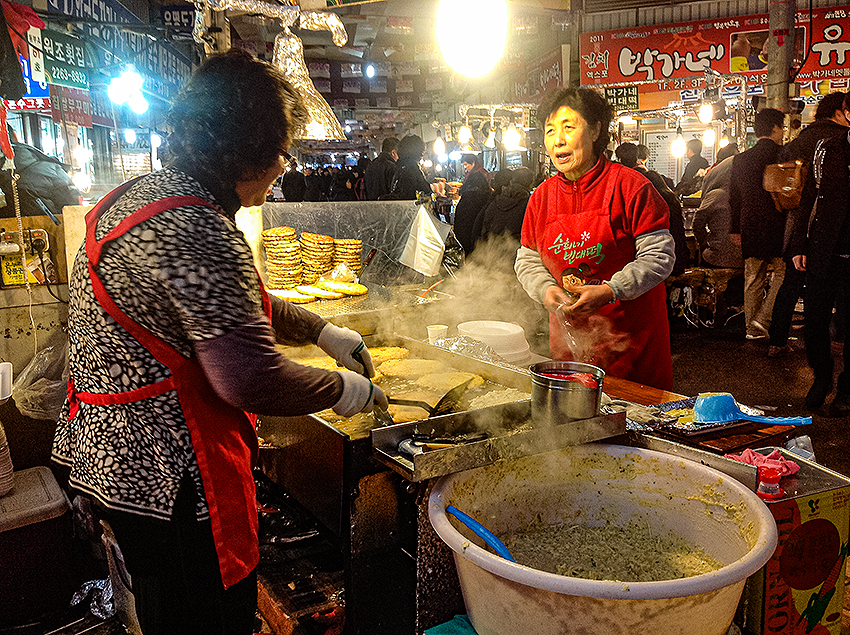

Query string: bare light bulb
433 136 446 155
698 102 714 124
702 128 716 147
503 124 521 151
458 124 472 144
671 135 687 158
719 136 730 148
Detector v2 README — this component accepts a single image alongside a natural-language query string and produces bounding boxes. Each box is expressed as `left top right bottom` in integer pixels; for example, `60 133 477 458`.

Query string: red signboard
580 6 850 91
49 85 92 128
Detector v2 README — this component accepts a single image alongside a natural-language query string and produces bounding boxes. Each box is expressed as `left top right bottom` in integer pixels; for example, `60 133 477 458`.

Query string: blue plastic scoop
446 505 516 562
694 393 811 426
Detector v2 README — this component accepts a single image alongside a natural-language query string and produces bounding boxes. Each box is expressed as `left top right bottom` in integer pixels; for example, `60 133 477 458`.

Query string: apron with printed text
66 181 271 588
540 163 672 390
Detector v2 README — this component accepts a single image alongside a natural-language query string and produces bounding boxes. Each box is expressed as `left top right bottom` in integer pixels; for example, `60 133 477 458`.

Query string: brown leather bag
763 159 808 211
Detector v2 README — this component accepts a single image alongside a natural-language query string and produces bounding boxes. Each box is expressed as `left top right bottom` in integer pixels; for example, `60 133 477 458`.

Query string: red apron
540 163 672 390
67 181 271 588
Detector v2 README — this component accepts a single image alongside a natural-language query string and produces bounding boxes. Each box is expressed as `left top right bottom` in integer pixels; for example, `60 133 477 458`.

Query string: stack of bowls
457 321 530 363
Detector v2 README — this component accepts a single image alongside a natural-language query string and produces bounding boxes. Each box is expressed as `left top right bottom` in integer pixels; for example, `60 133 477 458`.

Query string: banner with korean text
580 6 850 100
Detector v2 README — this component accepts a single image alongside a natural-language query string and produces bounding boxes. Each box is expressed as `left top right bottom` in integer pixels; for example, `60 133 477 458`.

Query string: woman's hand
562 282 616 316
543 285 572 314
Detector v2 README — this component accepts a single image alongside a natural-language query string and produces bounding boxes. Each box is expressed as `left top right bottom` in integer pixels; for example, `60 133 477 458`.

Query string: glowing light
437 153 448 163
150 133 162 149
433 136 446 155
436 0 508 77
698 102 714 124
423 159 433 168
306 121 329 140
128 91 148 114
448 150 462 161
458 124 472 144
109 68 146 111
618 115 635 125
719 135 730 148
72 171 92 193
435 164 443 172
124 129 137 144
73 145 93 165
484 129 496 148
502 123 522 151
345 124 352 133
702 128 716 147
365 63 376 79
671 135 687 158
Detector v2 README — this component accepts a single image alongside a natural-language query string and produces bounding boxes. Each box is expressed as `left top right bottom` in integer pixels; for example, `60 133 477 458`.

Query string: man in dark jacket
677 138 710 194
768 91 848 360
730 107 786 340
364 137 398 200
452 170 492 255
787 92 850 413
281 157 306 202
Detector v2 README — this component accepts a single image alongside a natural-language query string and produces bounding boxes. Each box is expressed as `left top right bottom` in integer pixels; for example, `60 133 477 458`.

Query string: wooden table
605 376 796 456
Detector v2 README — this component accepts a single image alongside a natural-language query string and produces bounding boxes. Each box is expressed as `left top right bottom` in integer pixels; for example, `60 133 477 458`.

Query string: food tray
372 405 626 482
654 397 756 436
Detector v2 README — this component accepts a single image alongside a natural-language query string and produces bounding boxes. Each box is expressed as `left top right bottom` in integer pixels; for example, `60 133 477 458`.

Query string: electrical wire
10 172 38 357
37 249 68 305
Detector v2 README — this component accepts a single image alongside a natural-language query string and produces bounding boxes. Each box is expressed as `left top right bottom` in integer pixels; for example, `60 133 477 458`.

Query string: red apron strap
88 194 214 266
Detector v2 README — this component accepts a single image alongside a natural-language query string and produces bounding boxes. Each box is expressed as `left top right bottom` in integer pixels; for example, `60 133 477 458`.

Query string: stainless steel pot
529 361 604 425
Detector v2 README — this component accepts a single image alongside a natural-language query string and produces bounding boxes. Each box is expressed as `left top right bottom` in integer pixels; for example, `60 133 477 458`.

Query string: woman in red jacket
515 87 675 390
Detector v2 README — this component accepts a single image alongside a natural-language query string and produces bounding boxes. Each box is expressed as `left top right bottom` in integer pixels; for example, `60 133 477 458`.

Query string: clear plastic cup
427 324 448 344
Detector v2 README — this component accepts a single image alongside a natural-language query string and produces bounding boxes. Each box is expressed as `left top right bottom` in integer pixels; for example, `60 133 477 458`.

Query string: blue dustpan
694 393 811 426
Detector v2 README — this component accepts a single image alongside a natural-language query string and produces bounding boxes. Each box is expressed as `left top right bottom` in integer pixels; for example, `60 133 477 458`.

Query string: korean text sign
580 6 850 88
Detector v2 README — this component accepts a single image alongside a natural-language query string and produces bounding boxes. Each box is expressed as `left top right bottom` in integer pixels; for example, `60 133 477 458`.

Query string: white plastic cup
427 324 448 344
0 362 12 403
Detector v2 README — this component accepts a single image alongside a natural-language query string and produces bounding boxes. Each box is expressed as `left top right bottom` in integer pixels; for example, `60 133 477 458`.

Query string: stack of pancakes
262 226 301 289
300 232 335 284
332 238 363 275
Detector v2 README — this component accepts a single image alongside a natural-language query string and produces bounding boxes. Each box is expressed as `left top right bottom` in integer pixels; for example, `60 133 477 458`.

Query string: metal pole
766 0 796 112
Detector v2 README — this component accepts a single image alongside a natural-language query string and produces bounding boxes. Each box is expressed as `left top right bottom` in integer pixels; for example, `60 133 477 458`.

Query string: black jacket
783 119 848 256
390 160 431 200
729 138 784 259
680 154 709 185
364 152 396 200
281 170 306 202
475 184 530 242
452 171 492 255
792 131 850 280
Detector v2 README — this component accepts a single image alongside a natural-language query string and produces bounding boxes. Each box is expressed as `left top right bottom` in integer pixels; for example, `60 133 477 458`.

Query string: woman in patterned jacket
52 50 387 635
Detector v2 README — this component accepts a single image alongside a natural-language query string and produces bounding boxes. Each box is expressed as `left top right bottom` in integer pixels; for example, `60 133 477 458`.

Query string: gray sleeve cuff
607 230 676 301
514 245 558 305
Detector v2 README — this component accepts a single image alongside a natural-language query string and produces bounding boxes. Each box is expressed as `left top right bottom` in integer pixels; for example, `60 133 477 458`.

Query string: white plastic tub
429 444 778 635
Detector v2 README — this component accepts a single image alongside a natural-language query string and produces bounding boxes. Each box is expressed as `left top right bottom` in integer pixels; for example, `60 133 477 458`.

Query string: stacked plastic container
457 321 530 363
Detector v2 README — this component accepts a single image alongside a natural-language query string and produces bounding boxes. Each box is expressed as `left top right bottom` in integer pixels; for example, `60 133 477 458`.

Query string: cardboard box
741 449 850 635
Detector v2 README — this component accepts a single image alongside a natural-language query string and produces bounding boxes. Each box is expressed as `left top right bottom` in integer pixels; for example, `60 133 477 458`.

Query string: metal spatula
388 378 474 418
694 393 812 426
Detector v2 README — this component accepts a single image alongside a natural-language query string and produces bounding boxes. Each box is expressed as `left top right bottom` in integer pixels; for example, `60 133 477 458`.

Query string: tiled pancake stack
300 232 335 284
332 238 363 275
262 226 302 289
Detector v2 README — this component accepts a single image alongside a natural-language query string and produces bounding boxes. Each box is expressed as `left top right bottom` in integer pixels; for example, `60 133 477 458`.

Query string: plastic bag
11 333 69 421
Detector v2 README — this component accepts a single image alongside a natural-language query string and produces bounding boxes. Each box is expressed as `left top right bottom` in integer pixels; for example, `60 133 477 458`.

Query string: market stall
246 201 838 635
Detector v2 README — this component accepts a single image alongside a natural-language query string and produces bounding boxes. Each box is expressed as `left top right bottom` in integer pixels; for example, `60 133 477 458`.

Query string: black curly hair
167 50 307 192
537 87 613 158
